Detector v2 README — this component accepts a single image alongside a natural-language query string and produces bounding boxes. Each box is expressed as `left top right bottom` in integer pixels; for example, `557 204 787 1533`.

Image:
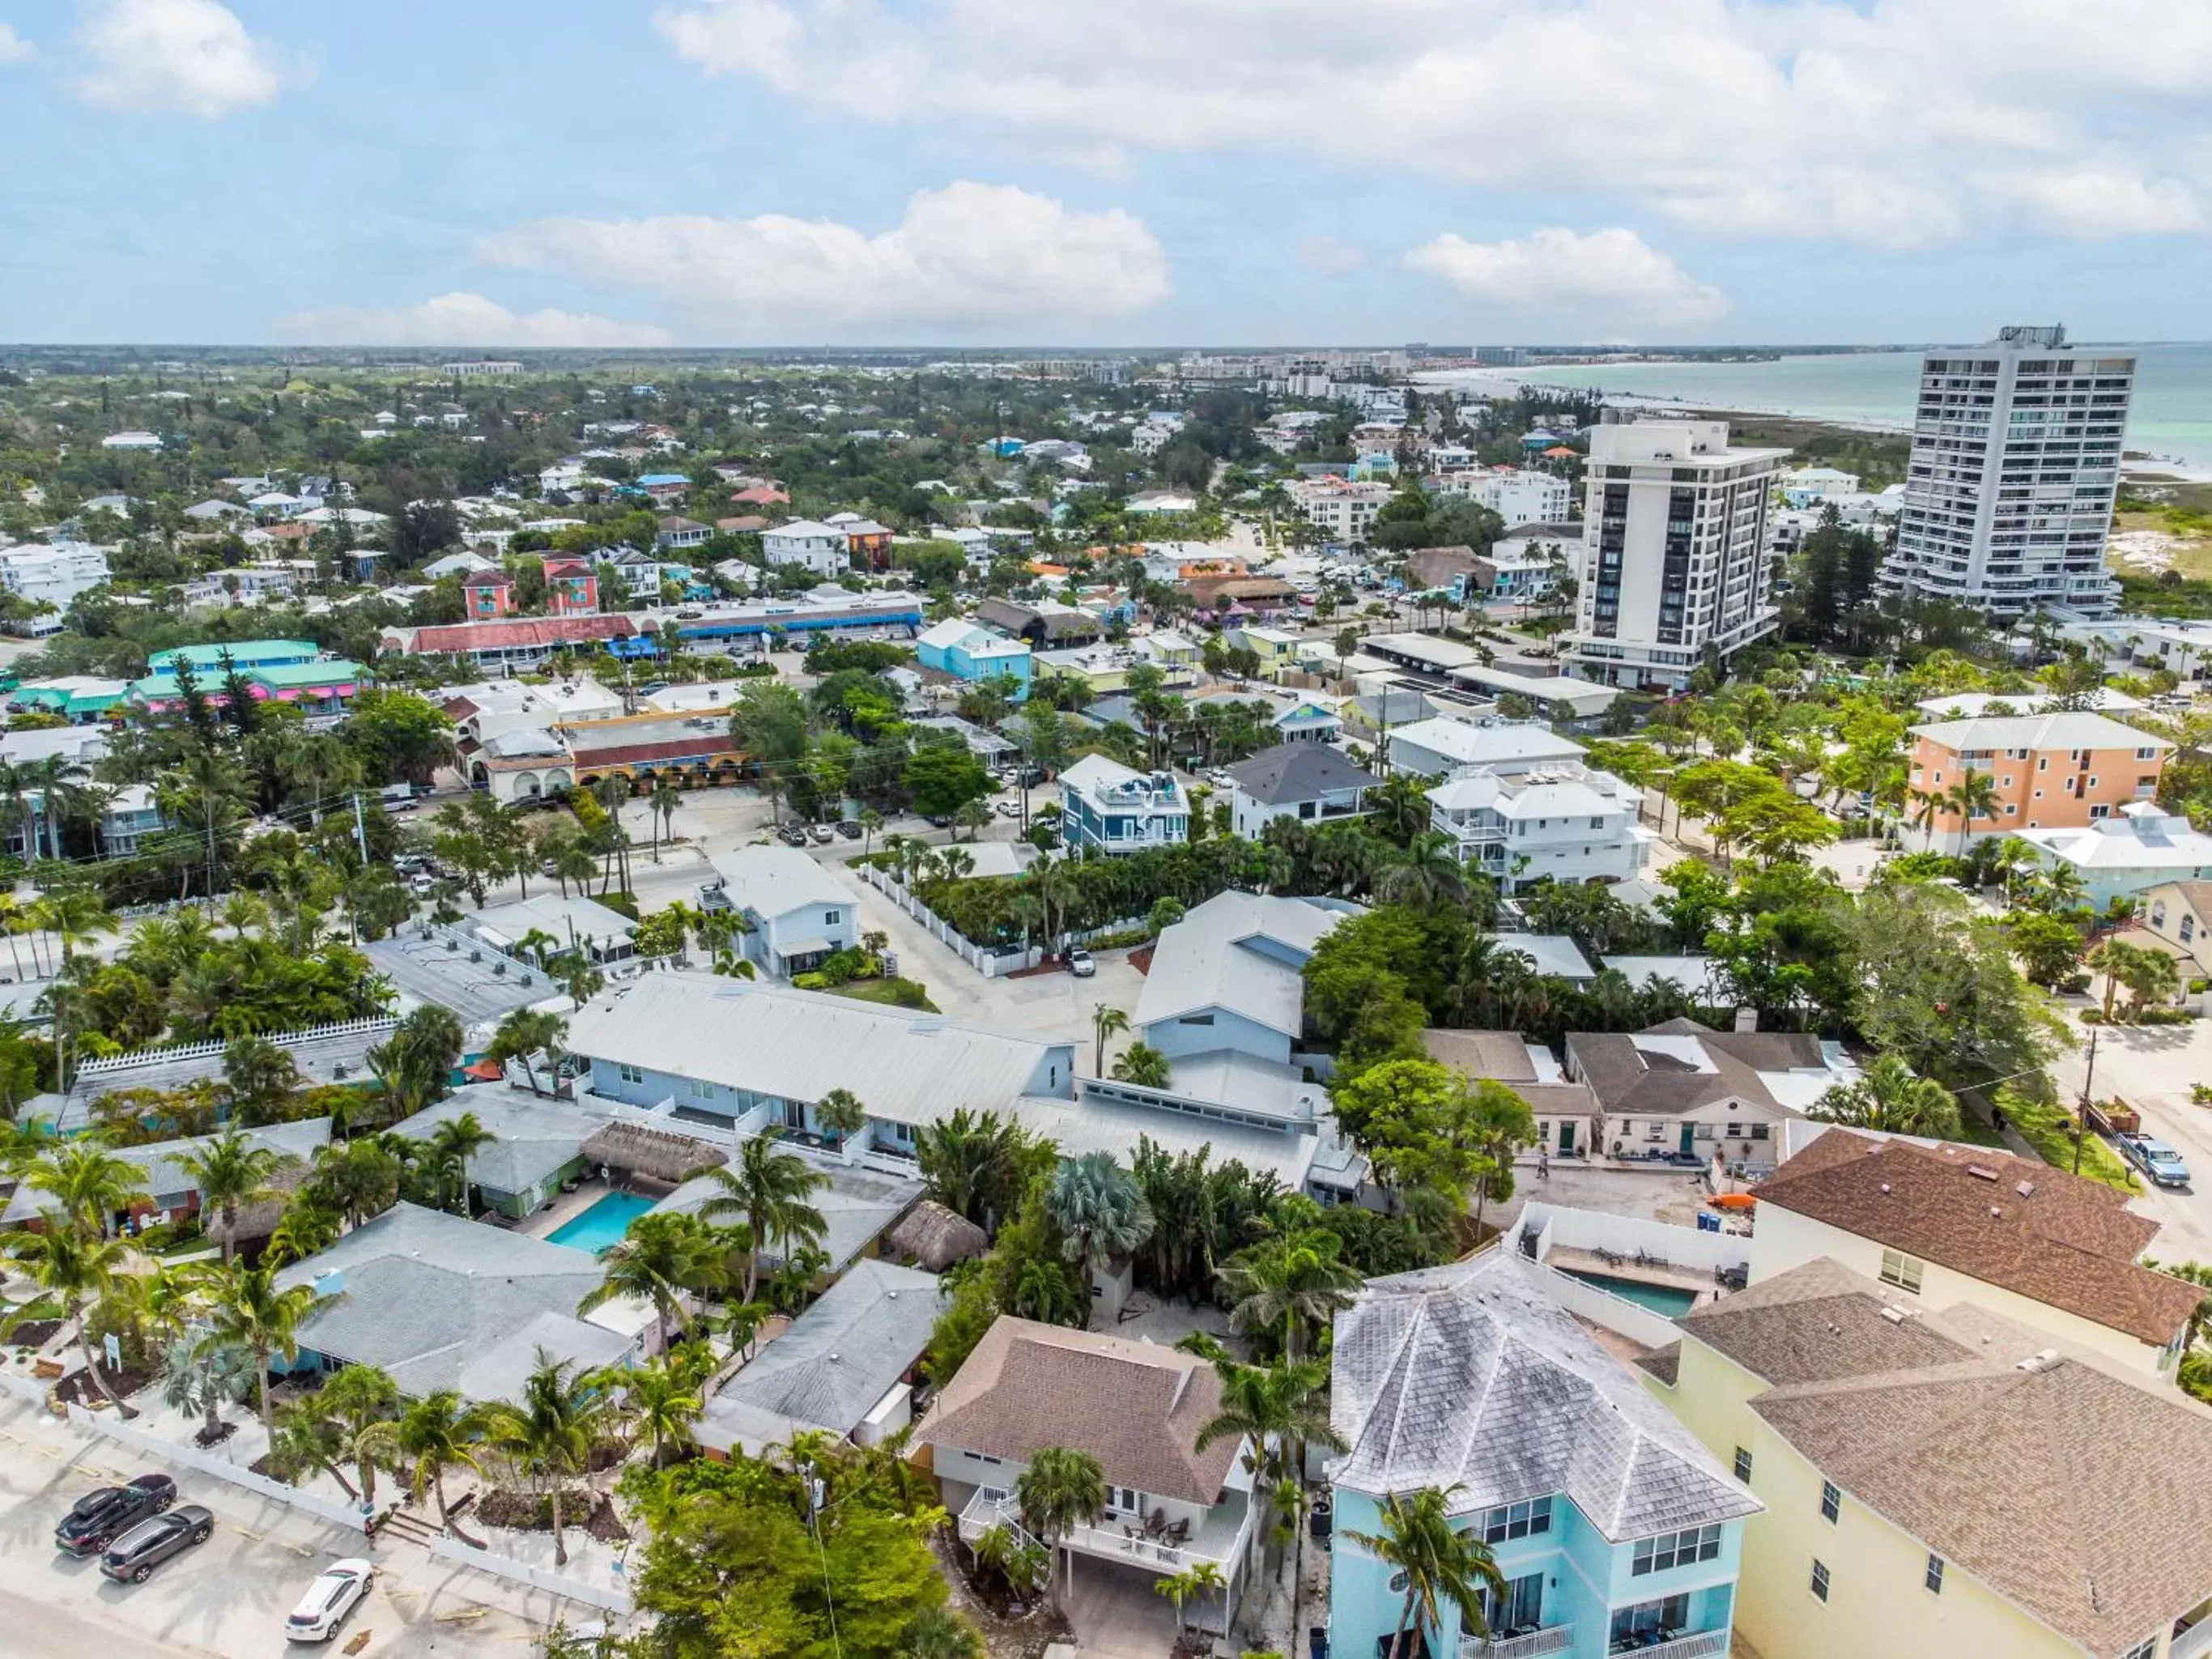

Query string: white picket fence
74 1015 400 1078
858 864 1144 977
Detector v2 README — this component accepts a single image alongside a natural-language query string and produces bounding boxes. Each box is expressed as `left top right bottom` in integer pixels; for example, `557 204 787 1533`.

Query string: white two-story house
1058 755 1189 856
1427 760 1648 891
1223 742 1377 840
921 1317 1258 1637
704 845 861 978
761 520 852 577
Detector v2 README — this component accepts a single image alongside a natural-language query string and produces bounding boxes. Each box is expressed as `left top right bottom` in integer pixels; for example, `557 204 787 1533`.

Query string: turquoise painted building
915 618 1032 697
1329 1253 1759 1659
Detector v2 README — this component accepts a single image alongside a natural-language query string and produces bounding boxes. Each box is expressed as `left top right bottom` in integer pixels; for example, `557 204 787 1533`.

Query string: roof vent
2015 1181 2035 1197
2015 1349 2061 1373
1967 1165 2000 1181
827 1353 840 1363
1880 1305 1912 1324
1879 1183 1891 1195
1990 1206 2003 1219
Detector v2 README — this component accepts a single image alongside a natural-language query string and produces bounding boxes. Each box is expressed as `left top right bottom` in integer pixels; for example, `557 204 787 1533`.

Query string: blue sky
4 0 2210 347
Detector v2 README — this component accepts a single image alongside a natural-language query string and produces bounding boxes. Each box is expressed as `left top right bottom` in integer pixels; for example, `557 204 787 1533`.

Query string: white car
286 1558 374 1643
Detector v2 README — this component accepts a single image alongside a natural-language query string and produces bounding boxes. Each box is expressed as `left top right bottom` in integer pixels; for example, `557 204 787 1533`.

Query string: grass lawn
826 976 939 1013
1997 1088 2140 1193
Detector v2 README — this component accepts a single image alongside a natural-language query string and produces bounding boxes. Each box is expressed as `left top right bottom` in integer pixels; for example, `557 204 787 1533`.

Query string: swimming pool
547 1191 657 1254
1563 1270 1702 1318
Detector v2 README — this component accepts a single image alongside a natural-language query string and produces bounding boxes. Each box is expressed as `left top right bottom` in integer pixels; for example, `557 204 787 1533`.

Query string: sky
4 0 2212 348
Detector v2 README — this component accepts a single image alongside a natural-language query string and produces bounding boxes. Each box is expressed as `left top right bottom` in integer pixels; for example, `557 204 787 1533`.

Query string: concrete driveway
0 1395 585 1659
1064 1551 1183 1659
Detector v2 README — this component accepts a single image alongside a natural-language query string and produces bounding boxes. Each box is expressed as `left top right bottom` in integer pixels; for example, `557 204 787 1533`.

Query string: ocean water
1423 343 2212 471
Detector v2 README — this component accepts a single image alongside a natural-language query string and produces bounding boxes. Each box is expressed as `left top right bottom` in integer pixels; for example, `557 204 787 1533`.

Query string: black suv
55 1473 177 1555
101 1506 214 1583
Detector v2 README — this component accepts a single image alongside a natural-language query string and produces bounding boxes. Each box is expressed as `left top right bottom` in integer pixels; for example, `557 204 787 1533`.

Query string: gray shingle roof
276 1202 620 1399
387 1087 597 1202
654 1154 922 1275
700 1259 942 1452
1223 742 1378 806
1329 1250 1759 1539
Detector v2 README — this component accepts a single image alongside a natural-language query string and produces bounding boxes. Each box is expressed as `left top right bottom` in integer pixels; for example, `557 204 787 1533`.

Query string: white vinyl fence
428 1535 634 1614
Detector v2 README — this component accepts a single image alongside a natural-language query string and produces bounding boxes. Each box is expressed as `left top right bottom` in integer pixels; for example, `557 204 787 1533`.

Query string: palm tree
177 1131 283 1263
916 1107 1025 1227
309 1138 402 1230
616 1351 708 1467
577 1211 723 1351
1377 832 1469 908
649 773 682 864
159 1333 253 1444
1942 769 2001 857
814 1087 867 1146
1109 1042 1172 1089
1015 1445 1108 1611
423 1112 496 1214
21 1140 150 1239
316 1363 401 1507
385 1389 494 1527
857 807 884 857
1217 1227 1359 1361
1155 1561 1228 1644
4 1225 136 1413
1046 1151 1155 1325
1091 1004 1129 1075
263 1194 341 1267
222 1034 302 1124
1907 787 1944 851
489 1349 615 1567
699 1136 828 1304
194 1259 335 1427
1197 1355 1344 1637
1346 1486 1509 1659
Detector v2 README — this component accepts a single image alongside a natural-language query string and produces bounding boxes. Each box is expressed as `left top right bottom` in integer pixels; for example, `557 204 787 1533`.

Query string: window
1820 1482 1840 1523
2090 804 2111 820
2116 1640 2158 1659
2184 916 2197 944
1110 1486 1143 1514
2038 756 2048 771
1811 1561 1831 1602
1483 1573 1545 1634
1610 1596 1688 1644
1925 1554 1945 1595
2138 747 2160 760
1879 1249 1925 1295
2154 902 2168 928
617 1063 646 1085
823 909 841 925
1733 1447 1753 1482
1632 1525 1722 1576
1179 1014 1216 1026
2087 776 2099 790
1478 1496 1553 1544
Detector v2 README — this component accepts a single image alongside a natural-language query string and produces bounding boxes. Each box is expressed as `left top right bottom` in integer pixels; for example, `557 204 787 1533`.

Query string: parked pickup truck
2119 1133 2192 1188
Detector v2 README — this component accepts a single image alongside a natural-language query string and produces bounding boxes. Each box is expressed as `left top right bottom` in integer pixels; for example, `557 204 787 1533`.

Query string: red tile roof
404 615 636 654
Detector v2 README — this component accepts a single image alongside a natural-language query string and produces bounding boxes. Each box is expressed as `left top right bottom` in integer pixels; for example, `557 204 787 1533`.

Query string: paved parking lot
0 1396 584 1659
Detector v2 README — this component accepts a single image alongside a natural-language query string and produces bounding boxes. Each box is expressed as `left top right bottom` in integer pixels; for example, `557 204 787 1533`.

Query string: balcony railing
2172 1619 2212 1659
1462 1625 1573 1658
1608 1632 1727 1659
956 1488 1242 1571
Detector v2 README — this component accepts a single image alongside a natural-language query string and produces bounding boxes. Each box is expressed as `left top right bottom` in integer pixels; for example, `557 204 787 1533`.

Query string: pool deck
1550 1244 1722 1308
518 1177 621 1240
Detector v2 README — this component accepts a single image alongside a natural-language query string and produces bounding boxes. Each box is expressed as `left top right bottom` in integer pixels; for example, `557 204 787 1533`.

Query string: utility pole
2074 1023 2099 1176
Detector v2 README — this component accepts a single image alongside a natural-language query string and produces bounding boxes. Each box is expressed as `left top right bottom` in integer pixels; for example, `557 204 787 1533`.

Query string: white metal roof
705 844 862 921
1389 718 1586 772
564 972 1070 1127
1910 710 2171 753
1134 890 1342 1036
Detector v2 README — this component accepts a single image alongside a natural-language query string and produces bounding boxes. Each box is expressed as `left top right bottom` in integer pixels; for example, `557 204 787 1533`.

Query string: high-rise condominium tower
1882 325 2135 618
1565 419 1786 691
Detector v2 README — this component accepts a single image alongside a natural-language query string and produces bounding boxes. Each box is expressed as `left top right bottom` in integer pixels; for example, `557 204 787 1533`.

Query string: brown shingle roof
1423 1029 1541 1082
1701 1266 2212 1656
917 1317 1241 1505
1752 1129 2196 1347
1678 1258 1980 1385
1567 1018 1823 1119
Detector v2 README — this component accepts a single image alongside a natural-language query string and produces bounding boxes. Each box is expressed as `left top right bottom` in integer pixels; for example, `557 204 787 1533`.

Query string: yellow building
1642 1257 2212 1659
1749 1127 2198 1380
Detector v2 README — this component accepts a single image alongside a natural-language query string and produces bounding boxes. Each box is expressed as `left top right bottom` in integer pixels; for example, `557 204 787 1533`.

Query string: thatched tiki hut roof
885 1199 988 1272
581 1122 729 1185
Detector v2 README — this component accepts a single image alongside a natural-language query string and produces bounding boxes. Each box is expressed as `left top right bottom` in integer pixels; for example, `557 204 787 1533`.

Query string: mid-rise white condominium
1882 325 2134 619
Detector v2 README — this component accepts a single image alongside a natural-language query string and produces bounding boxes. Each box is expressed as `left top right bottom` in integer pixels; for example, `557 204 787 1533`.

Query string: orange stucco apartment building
1906 709 2172 849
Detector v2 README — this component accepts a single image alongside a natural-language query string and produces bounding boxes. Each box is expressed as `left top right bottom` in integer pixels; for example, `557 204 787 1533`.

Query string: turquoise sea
1423 343 2212 472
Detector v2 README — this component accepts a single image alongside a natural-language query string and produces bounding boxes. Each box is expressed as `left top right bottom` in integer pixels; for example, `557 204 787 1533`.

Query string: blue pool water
1563 1270 1702 1317
547 1192 657 1254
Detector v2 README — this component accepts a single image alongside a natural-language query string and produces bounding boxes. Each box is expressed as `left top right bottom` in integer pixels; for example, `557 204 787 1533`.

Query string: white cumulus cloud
652 0 2212 246
273 292 674 349
74 0 291 118
0 23 36 64
478 181 1170 340
1405 228 1728 329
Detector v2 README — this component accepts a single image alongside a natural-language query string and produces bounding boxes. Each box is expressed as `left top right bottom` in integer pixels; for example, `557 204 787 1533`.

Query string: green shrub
792 971 828 989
